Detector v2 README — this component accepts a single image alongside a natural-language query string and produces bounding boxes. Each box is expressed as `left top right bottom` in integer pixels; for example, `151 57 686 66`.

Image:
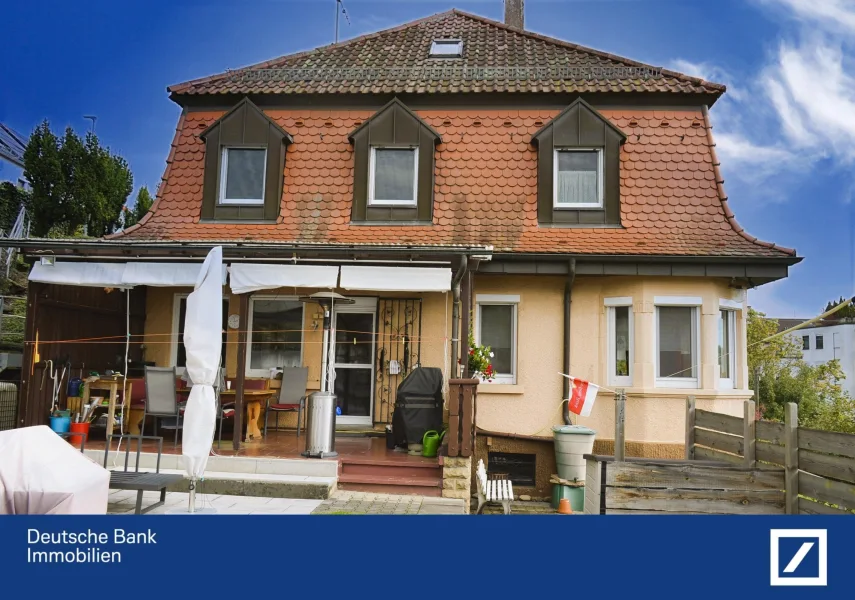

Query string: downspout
451 255 468 378
562 258 577 425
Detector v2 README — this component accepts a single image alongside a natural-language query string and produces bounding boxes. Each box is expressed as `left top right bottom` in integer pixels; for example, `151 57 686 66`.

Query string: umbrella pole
320 308 331 393
188 478 196 513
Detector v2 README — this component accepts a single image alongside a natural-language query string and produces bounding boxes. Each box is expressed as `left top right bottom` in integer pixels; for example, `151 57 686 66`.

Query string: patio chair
264 367 309 438
140 366 183 448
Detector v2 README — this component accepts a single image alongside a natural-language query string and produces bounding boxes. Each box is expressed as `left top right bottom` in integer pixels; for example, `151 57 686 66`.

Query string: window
429 39 463 57
605 298 633 386
803 335 810 350
246 297 304 376
719 309 736 390
368 147 418 206
172 295 229 371
219 147 266 204
476 295 519 384
816 335 824 350
655 301 700 388
553 149 603 208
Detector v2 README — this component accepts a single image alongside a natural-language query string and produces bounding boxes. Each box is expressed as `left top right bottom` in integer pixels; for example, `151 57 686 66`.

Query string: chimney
504 0 524 30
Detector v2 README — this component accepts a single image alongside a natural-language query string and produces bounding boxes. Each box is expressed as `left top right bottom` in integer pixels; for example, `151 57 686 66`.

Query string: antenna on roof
334 0 351 44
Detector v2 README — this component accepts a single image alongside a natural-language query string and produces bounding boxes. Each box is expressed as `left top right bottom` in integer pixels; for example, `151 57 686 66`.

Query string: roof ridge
168 9 458 93
700 106 796 257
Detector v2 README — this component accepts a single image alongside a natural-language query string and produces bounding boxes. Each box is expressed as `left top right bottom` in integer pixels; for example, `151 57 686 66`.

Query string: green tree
23 120 133 237
823 297 855 320
122 186 153 228
0 182 29 233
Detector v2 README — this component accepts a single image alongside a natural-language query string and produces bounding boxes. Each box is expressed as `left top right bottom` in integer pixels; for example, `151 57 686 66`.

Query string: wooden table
219 389 275 442
79 377 129 438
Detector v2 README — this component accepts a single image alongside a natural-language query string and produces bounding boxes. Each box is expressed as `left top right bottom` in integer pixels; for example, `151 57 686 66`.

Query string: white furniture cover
0 426 110 514
181 247 223 479
339 265 452 292
29 261 128 288
229 263 339 294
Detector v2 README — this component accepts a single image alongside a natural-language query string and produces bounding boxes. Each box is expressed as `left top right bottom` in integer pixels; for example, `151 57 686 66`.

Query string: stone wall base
441 456 472 500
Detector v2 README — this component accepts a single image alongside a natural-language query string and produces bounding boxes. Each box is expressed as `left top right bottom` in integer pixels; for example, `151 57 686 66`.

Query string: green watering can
422 429 446 458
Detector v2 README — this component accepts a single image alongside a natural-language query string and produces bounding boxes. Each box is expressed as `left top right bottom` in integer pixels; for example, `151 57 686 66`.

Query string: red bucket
68 422 89 449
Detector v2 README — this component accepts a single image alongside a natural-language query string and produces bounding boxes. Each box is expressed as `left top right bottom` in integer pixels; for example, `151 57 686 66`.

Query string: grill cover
392 367 444 447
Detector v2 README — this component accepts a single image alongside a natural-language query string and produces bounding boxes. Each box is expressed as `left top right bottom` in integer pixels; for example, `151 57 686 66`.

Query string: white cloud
758 0 855 33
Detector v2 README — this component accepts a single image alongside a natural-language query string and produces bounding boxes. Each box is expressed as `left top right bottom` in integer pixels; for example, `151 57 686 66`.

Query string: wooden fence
686 398 855 515
447 379 478 458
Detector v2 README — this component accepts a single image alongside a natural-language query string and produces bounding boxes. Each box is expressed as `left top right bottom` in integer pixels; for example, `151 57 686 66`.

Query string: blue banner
0 516 848 598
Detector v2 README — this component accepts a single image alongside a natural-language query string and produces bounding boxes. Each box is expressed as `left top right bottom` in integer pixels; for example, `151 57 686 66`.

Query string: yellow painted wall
473 275 750 445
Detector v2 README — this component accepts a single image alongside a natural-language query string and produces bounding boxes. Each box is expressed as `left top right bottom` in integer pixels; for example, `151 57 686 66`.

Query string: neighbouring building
777 318 855 398
6 8 800 496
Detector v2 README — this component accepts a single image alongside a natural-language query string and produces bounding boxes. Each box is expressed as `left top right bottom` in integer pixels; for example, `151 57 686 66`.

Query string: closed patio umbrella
180 246 223 513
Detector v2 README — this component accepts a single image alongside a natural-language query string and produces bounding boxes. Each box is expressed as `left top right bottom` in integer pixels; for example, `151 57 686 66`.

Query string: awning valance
229 264 339 294
339 266 452 292
121 262 227 287
29 262 129 288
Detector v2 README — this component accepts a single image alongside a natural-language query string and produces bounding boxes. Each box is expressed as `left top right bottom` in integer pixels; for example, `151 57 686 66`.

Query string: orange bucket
68 422 89 449
558 498 573 514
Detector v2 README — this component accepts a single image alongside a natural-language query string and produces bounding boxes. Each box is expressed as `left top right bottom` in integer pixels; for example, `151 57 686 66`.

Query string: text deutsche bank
26 529 156 564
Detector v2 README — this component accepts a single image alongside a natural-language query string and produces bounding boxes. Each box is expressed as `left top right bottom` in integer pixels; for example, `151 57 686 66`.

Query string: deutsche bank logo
770 529 827 586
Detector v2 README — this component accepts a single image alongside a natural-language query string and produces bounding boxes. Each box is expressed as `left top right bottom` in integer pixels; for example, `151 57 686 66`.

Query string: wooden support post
233 294 249 451
685 395 696 460
447 381 461 457
784 402 799 514
614 389 625 461
743 399 756 468
20 281 40 427
460 271 472 377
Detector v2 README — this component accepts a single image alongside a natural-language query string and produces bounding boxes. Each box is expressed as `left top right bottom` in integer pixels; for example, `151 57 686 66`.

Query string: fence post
784 402 799 514
743 400 756 468
614 389 625 461
685 395 696 460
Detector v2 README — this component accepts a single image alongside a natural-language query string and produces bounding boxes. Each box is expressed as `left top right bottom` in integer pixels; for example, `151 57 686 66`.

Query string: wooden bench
103 435 184 515
476 459 514 515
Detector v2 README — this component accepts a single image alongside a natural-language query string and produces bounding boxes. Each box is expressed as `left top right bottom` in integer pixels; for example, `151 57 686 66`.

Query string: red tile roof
115 107 795 258
168 10 725 98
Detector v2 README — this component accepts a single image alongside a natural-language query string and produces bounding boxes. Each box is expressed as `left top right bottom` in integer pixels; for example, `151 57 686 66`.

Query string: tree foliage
23 121 133 237
122 186 153 228
823 296 855 320
748 309 855 433
0 182 29 233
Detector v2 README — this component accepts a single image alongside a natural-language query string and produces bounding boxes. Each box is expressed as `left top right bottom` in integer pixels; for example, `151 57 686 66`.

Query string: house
778 318 855 398
8 7 800 496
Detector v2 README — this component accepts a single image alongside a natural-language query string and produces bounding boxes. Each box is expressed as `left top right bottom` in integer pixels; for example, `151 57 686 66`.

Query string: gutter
450 255 468 376
562 258 576 425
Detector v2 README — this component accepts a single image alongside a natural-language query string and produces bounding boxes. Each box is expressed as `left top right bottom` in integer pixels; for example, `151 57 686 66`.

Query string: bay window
605 297 633 386
655 297 701 388
718 309 736 390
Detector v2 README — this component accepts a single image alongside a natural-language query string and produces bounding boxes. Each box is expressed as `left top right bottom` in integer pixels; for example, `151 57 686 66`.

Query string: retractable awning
339 266 452 292
121 262 227 287
229 264 339 294
28 262 129 288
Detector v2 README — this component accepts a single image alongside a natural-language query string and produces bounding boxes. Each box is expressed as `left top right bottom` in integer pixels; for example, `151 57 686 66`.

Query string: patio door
332 297 376 427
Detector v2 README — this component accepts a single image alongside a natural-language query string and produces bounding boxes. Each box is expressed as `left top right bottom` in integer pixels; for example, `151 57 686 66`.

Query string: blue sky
2 0 853 318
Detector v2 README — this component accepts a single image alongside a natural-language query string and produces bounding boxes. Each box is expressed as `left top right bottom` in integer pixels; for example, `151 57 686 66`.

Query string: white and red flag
561 374 600 417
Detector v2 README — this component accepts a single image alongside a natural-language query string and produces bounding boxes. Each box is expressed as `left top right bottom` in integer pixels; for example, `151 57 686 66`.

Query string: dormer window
369 147 418 206
429 39 463 58
220 147 267 205
554 148 603 208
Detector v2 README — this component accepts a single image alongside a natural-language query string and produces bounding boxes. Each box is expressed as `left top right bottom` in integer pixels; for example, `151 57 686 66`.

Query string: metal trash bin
302 392 338 458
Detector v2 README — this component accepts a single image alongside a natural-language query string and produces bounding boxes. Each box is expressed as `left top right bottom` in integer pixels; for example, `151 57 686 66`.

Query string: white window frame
816 334 824 350
553 147 604 209
245 295 305 377
368 146 419 207
654 298 701 389
605 298 633 387
219 146 267 205
429 39 463 57
718 306 737 391
475 294 519 385
171 293 229 373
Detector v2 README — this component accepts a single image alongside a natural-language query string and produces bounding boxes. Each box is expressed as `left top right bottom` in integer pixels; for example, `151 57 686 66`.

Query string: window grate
488 452 536 487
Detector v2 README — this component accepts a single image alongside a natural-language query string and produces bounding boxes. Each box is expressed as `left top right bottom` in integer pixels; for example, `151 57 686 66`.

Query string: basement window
429 39 463 58
488 452 536 488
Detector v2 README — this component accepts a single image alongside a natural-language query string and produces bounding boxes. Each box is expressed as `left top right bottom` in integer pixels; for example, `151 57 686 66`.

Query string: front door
332 298 376 427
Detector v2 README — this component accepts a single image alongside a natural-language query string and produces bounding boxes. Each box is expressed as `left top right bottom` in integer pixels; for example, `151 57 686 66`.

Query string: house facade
12 9 800 490
779 319 855 398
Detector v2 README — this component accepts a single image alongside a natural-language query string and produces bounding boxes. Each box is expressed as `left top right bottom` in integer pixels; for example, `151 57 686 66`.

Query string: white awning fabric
29 262 129 288
339 266 452 292
229 263 339 294
121 262 227 287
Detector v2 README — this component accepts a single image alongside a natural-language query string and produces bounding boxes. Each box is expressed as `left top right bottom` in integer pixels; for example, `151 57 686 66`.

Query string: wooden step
340 457 441 479
337 473 443 497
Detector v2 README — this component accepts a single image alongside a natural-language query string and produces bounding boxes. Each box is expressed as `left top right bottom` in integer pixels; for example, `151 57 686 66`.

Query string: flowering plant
467 330 495 382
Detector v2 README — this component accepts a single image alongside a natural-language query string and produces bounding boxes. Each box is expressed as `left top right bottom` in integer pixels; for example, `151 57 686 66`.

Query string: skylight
429 39 463 58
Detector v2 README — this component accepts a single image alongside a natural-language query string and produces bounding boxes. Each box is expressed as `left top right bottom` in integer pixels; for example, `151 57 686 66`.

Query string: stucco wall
474 275 751 445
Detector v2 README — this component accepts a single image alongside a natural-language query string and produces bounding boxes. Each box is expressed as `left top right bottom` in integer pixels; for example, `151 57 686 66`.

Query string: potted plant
466 331 495 382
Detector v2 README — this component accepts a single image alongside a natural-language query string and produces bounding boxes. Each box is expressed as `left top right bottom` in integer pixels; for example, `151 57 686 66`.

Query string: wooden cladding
200 98 292 222
531 98 625 225
349 98 440 223
447 378 478 457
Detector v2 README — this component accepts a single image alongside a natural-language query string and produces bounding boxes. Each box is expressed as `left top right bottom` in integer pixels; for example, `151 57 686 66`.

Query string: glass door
332 298 376 427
